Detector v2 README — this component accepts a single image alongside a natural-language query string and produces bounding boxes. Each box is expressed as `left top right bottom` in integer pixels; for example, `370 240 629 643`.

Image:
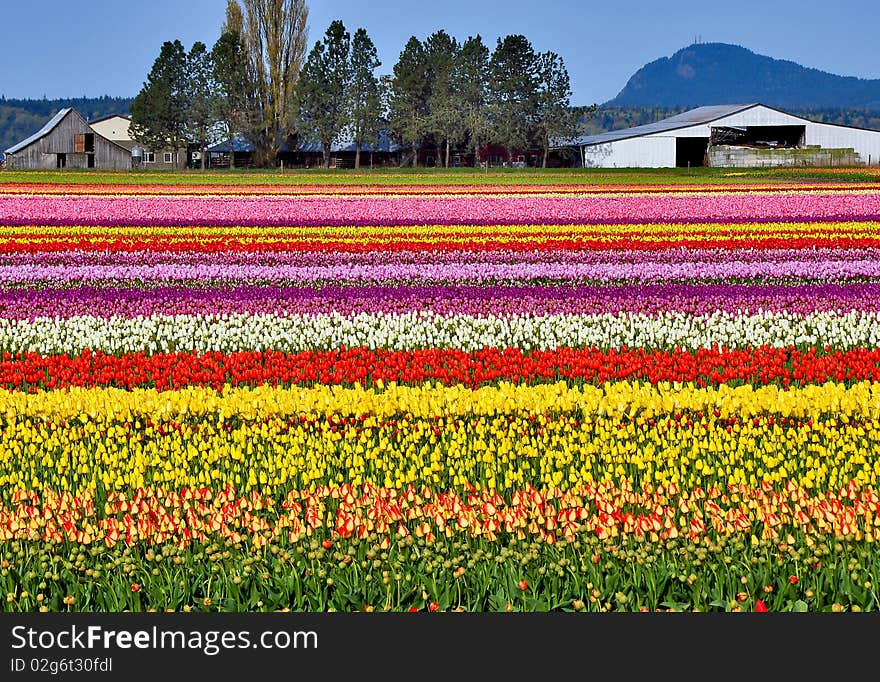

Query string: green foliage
3 533 877 612
424 30 460 167
348 29 383 168
455 35 491 161
130 40 189 154
389 37 430 166
211 31 250 169
184 42 217 168
295 20 352 168
488 35 540 159
535 51 585 167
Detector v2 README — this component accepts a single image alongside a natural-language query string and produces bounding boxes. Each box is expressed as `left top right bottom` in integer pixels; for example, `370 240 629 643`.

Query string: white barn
563 103 880 168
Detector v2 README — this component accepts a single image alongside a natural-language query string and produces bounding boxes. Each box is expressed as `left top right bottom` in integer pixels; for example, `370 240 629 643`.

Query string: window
163 152 174 164
144 152 155 163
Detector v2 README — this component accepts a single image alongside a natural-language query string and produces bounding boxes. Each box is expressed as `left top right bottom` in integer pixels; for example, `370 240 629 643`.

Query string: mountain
608 43 880 111
0 96 133 152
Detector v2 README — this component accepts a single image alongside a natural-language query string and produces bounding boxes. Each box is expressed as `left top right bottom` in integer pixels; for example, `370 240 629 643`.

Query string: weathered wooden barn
4 108 132 170
555 103 880 168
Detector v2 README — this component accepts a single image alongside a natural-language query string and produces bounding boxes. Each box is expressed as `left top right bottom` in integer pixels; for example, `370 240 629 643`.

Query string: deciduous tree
237 0 309 166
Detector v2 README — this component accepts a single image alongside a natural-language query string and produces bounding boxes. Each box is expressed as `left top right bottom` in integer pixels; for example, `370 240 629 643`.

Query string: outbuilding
4 108 133 170
560 103 880 168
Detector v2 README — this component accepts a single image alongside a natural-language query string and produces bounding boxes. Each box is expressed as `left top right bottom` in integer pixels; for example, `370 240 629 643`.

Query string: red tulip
754 599 769 612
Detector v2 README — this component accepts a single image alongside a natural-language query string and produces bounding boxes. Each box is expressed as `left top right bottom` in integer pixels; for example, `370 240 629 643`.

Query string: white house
88 114 186 169
560 103 880 168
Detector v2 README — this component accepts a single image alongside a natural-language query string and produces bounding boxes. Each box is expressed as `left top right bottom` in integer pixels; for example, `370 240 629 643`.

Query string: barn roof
5 108 74 154
88 113 131 124
565 103 761 147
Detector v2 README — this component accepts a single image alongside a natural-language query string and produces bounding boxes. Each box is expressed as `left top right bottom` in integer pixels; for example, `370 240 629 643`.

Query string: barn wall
94 138 133 170
583 136 676 168
7 147 54 170
709 107 808 129
38 112 92 154
805 123 880 165
90 117 132 142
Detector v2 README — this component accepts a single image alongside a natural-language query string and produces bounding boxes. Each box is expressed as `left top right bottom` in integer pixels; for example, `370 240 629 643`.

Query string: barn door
74 133 85 154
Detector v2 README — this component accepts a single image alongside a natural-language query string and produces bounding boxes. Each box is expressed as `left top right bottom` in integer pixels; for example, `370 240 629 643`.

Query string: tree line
129 0 590 169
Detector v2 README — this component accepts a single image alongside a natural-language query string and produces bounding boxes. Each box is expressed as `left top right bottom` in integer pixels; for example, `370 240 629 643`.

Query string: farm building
558 103 880 168
207 130 404 169
4 108 132 170
89 114 191 169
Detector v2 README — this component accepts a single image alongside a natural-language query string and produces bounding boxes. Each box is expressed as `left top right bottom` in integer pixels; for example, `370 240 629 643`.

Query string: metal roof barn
557 103 880 168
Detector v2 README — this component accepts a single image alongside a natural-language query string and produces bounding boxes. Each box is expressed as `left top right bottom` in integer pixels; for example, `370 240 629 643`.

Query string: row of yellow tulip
1 382 879 498
3 381 880 421
2 220 879 238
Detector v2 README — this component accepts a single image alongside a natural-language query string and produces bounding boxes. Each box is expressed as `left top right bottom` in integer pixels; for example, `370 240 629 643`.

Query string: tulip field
1 173 880 613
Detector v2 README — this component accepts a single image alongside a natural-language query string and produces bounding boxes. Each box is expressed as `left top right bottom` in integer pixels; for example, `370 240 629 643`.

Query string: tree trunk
323 146 331 169
445 139 450 168
355 142 361 170
201 144 207 171
542 139 548 169
228 126 235 170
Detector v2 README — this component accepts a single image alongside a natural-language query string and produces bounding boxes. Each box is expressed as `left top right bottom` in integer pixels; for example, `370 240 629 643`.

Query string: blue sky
1 0 877 105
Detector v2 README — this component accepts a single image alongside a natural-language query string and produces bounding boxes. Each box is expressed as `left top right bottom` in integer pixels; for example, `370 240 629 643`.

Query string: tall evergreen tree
211 2 250 169
455 35 490 166
389 36 430 167
296 20 351 168
184 42 216 170
424 30 460 167
488 35 540 164
130 40 188 164
535 51 580 168
348 28 382 169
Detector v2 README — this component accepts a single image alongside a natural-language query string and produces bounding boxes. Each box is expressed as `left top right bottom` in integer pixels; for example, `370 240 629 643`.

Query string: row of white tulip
0 310 878 355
